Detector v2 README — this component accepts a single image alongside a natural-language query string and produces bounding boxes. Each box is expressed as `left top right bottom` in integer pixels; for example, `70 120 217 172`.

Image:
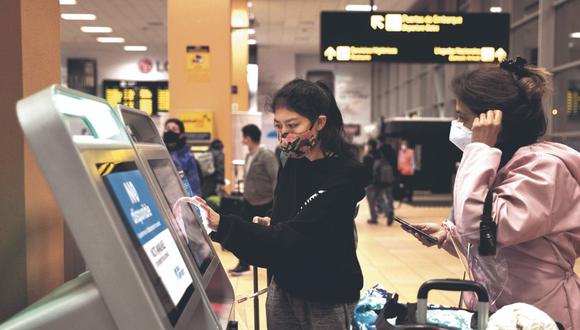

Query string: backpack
373 159 394 186
196 151 215 177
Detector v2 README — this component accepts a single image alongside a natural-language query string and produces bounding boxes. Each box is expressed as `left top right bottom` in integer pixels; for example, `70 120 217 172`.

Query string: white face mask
449 120 472 151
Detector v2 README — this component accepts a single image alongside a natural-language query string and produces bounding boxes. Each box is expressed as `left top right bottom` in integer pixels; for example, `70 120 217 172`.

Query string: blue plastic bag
352 285 393 330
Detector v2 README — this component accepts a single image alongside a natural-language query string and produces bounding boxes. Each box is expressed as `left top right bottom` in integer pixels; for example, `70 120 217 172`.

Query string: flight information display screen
321 12 510 63
568 80 580 118
100 162 193 325
147 159 214 274
104 80 169 116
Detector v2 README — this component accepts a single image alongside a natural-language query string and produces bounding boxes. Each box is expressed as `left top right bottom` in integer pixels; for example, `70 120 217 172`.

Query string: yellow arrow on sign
495 48 507 62
370 15 385 30
324 47 337 61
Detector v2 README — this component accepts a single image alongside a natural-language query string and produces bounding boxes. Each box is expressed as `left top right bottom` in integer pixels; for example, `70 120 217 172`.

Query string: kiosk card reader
2 86 233 330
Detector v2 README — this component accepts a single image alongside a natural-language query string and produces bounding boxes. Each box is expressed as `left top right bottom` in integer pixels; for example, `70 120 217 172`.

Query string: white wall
61 47 168 96
256 49 372 145
257 46 297 112
295 54 372 144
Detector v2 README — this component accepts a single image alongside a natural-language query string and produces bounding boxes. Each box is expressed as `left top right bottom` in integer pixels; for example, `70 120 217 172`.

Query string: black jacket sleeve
210 186 363 269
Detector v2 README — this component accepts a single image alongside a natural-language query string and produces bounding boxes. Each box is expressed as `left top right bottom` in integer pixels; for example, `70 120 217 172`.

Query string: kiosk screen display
148 159 214 274
100 162 194 325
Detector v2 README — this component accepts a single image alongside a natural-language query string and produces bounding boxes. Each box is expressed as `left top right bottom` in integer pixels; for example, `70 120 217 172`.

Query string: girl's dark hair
270 79 356 159
451 61 551 165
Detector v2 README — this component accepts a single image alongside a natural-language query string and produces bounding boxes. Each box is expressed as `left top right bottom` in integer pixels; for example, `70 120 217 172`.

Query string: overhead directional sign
320 12 510 63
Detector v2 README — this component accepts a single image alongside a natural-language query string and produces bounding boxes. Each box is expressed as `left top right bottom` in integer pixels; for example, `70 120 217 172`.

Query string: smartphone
393 216 439 245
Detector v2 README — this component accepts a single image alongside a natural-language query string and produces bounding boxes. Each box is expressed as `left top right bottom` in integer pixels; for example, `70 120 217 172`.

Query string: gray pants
266 279 356 330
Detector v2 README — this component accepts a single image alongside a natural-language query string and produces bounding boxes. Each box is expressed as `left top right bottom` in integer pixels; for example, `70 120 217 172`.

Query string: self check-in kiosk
116 105 234 328
1 86 234 330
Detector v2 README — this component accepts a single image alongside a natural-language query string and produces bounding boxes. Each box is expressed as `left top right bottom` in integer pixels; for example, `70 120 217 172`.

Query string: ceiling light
61 13 96 20
490 6 503 13
124 46 148 52
345 4 377 11
248 28 256 35
97 37 125 43
247 1 253 8
248 39 257 45
59 0 77 5
81 26 112 33
552 109 558 116
571 32 580 39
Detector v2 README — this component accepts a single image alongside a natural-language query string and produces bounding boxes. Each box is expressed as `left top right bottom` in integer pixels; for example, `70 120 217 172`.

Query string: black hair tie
500 56 528 77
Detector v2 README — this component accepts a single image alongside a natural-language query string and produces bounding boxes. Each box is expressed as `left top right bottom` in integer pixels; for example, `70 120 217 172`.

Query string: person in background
163 118 202 197
406 58 580 329
201 139 225 198
363 139 382 224
195 79 369 329
397 139 415 203
374 144 396 225
228 124 279 276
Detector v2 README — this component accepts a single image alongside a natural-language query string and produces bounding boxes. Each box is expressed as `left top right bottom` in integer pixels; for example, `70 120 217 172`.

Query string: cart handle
416 279 489 329
417 279 489 302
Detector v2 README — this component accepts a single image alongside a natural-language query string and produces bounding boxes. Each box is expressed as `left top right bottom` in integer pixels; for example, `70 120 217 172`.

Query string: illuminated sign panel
320 12 510 63
567 81 580 117
104 80 169 116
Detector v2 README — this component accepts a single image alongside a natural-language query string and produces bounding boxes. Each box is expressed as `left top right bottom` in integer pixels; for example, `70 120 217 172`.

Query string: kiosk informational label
101 162 194 324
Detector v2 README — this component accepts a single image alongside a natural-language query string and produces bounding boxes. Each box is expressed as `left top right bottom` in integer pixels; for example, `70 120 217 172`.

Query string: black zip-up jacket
211 155 371 303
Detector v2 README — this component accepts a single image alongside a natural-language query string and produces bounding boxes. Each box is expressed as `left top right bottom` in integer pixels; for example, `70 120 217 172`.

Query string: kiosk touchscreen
116 106 234 328
3 86 218 330
99 161 194 321
147 158 213 272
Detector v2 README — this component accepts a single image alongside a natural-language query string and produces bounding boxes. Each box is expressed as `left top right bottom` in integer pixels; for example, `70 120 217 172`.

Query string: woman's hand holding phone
402 222 447 248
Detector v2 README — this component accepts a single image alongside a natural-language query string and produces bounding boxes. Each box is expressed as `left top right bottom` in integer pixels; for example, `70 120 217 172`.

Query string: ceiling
60 0 416 54
60 0 167 52
251 0 416 53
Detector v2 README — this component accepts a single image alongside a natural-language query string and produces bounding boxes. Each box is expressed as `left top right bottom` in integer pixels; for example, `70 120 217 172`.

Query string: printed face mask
278 128 317 159
449 120 472 152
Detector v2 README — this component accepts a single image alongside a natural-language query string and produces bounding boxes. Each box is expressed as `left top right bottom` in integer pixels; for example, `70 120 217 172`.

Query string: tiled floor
216 197 580 329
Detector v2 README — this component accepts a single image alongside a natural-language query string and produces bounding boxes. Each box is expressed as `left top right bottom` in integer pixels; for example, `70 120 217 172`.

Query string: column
231 0 250 112
168 0 234 186
0 0 63 321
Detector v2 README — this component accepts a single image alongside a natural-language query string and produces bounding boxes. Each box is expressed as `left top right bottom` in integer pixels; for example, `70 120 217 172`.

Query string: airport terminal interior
1 0 580 329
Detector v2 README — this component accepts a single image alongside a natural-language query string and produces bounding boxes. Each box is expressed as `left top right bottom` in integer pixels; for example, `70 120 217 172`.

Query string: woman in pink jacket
408 58 580 329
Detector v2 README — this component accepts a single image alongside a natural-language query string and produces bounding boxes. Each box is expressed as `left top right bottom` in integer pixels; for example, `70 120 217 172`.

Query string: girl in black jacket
195 79 370 329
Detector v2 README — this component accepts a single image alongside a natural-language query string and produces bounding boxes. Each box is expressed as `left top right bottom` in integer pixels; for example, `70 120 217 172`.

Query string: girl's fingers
480 112 487 124
193 196 207 205
493 110 503 125
197 202 211 213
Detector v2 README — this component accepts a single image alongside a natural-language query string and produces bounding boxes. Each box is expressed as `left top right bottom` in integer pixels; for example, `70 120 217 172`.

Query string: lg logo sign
138 58 153 74
138 58 169 74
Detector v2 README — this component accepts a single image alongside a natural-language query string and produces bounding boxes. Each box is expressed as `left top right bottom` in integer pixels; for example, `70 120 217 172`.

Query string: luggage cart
376 279 489 329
